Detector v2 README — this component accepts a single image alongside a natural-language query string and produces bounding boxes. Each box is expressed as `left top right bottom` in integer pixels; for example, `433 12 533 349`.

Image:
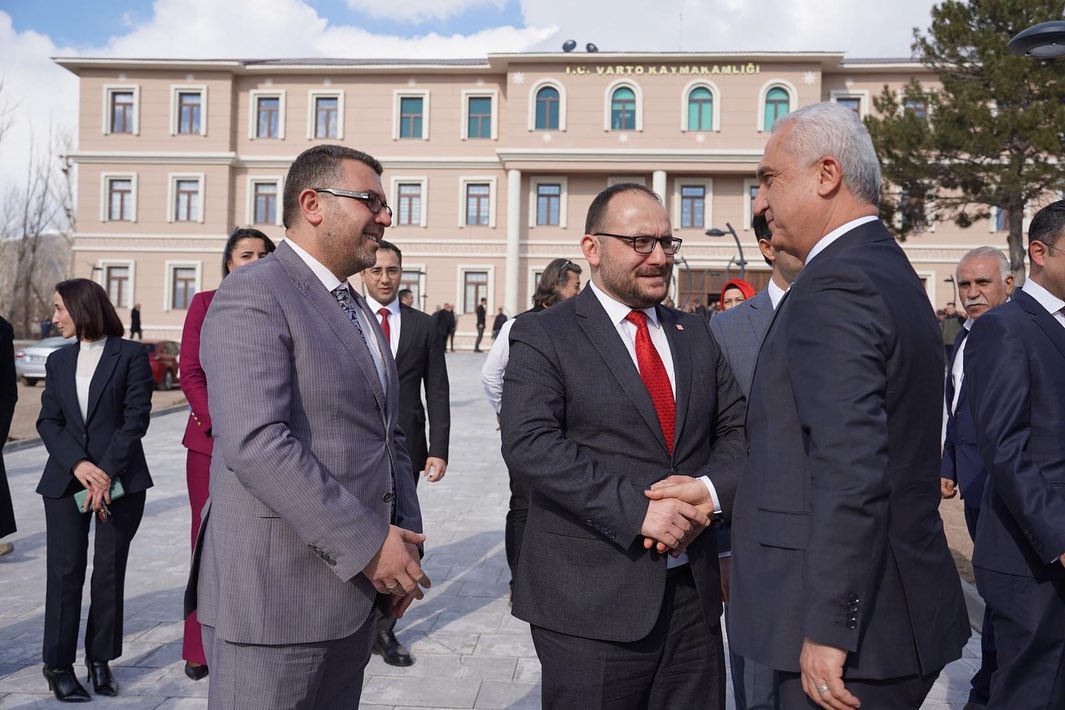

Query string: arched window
687 87 713 131
535 86 560 130
763 87 790 131
611 87 636 130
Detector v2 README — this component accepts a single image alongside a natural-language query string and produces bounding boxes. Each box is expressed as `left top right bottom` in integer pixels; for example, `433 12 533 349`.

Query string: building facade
58 52 1010 346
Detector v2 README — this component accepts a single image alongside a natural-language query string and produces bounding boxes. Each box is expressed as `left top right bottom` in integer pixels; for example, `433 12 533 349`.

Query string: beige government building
57 51 1010 346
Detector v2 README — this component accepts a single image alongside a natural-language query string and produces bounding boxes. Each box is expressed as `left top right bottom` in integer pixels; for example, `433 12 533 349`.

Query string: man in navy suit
655 102 969 708
501 183 746 709
964 200 1065 709
708 213 801 710
939 246 1013 708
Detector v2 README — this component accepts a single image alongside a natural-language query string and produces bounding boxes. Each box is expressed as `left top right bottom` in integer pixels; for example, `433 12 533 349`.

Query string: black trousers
532 565 725 709
474 324 485 351
963 503 996 706
504 467 531 584
975 566 1065 709
42 490 146 667
778 669 938 709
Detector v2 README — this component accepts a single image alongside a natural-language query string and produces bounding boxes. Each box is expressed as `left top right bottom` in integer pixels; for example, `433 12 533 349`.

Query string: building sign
564 63 761 76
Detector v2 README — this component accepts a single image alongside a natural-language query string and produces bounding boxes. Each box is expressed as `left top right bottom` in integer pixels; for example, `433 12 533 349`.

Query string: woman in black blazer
36 279 154 702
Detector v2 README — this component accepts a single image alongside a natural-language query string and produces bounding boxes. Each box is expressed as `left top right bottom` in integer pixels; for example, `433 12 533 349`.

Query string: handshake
640 475 717 556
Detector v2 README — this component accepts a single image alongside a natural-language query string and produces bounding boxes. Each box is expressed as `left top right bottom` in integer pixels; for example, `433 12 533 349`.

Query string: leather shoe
372 630 414 666
42 665 90 702
86 660 118 696
184 661 209 681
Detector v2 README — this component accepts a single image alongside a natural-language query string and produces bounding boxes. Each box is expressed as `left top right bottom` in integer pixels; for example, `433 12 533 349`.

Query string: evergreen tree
865 0 1065 279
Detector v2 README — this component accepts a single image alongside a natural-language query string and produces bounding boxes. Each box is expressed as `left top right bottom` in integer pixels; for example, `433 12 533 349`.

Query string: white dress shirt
76 337 108 422
481 317 516 415
285 238 387 394
951 318 973 414
589 281 722 568
767 278 788 310
364 294 401 357
1022 277 1065 330
804 215 880 265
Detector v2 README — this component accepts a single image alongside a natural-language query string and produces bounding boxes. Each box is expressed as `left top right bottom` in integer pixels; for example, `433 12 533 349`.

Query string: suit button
383 492 394 503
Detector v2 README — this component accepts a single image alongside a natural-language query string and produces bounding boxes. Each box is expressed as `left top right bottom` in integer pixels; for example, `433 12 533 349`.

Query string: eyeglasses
593 232 683 255
314 188 393 218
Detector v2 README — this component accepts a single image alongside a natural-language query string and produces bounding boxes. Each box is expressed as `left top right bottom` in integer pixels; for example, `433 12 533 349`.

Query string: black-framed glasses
314 188 393 218
593 232 683 255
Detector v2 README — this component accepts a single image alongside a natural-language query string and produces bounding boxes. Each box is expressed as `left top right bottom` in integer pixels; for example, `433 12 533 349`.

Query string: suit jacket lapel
85 337 121 424
575 288 669 455
660 307 689 455
747 290 774 347
274 243 388 417
396 307 414 365
1017 289 1065 360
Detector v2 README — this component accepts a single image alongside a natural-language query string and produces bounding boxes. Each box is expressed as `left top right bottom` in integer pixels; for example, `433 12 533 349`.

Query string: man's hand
799 638 860 709
639 498 709 555
939 477 957 499
1059 552 1065 569
362 526 431 598
424 457 447 483
643 475 718 553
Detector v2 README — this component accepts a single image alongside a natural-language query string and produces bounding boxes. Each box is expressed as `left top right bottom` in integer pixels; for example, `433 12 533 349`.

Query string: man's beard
603 263 673 309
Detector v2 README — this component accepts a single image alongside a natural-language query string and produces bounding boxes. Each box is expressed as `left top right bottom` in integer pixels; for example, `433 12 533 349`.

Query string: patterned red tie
625 310 675 454
377 307 391 344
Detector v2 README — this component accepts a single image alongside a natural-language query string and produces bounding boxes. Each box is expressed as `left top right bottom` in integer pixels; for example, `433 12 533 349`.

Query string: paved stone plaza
0 353 977 708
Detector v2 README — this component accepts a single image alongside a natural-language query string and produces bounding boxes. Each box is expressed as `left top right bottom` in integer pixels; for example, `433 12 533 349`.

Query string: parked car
142 340 180 391
14 337 75 386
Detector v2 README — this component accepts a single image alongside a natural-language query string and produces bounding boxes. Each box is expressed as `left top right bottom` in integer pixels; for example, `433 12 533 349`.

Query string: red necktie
377 307 391 345
625 310 675 454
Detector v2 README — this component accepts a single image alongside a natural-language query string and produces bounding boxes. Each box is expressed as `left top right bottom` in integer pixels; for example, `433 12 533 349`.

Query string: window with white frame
758 81 796 132
529 177 569 228
248 178 281 226
459 177 496 227
831 92 866 117
394 91 430 140
462 90 497 140
744 179 759 230
528 79 567 132
603 81 643 131
169 174 204 223
103 174 137 222
400 267 424 310
309 91 344 140
103 263 133 308
686 87 714 131
167 263 200 311
250 90 286 139
171 85 207 136
463 271 489 313
678 183 711 229
396 182 424 227
103 85 139 135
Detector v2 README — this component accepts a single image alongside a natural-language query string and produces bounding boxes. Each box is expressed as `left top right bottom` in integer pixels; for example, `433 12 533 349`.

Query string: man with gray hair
657 102 970 708
940 246 1012 708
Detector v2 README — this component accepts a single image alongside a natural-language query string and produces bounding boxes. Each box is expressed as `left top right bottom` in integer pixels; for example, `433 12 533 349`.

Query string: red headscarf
719 278 756 311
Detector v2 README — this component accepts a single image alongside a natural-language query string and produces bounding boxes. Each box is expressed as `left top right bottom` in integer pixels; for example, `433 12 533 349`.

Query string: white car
14 337 74 386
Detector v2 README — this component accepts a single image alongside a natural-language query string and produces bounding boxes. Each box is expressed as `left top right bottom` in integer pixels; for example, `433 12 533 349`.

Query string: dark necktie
625 310 675 455
378 307 391 346
331 285 387 394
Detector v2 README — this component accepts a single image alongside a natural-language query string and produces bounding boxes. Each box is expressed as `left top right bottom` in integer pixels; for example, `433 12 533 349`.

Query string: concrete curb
2 403 189 454
960 577 985 633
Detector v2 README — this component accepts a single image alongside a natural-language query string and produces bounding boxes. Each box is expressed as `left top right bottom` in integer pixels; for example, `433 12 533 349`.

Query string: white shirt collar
963 317 975 331
284 237 344 293
767 279 788 310
365 294 400 317
804 215 880 266
589 280 661 329
1022 277 1065 318
80 336 108 350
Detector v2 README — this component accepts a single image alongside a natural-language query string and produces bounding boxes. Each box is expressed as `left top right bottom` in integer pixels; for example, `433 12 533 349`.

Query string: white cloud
345 0 507 25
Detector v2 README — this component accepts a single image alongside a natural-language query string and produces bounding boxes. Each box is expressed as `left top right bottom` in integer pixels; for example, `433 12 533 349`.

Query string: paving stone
473 679 540 709
361 675 481 707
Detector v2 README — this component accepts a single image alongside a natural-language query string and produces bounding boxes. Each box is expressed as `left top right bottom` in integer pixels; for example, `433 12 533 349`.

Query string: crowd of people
0 99 1061 709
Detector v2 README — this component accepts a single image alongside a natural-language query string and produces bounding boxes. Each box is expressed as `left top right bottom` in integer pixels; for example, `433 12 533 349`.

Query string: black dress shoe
86 660 118 696
42 665 90 703
372 630 414 666
184 661 209 681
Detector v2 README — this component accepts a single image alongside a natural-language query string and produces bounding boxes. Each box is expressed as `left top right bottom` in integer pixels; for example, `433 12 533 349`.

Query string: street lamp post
706 222 747 279
944 274 957 304
1009 20 1065 58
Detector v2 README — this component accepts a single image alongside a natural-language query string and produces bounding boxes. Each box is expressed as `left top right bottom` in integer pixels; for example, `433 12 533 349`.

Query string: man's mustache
964 297 988 308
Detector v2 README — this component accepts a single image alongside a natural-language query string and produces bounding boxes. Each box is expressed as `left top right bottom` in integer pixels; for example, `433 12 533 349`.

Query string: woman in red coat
180 227 274 680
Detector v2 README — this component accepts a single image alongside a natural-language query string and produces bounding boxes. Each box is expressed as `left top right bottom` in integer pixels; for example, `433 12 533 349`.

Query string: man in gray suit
187 144 429 709
708 214 801 710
